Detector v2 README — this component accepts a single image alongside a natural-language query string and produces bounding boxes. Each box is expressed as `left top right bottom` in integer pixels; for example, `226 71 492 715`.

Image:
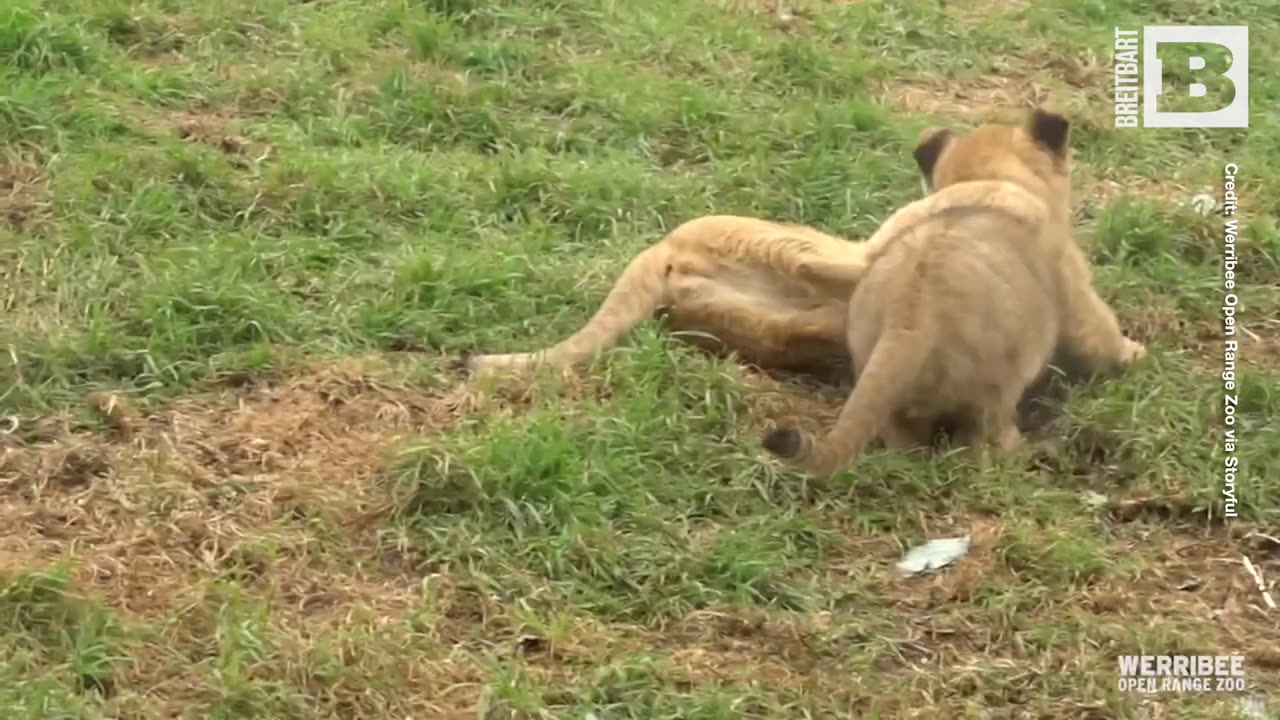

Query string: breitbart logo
1113 25 1248 128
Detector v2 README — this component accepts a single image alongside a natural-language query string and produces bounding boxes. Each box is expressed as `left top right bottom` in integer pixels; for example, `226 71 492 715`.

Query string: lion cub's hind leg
946 384 1029 467
662 288 849 371
879 413 935 452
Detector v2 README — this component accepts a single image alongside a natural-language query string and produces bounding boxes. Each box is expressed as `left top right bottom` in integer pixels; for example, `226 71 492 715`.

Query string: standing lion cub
762 109 1146 476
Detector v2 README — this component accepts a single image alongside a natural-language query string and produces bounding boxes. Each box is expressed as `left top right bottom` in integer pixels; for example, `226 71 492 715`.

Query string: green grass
2 0 1278 717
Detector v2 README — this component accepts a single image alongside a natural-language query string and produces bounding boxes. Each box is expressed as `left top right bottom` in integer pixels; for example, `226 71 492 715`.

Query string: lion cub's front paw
1122 338 1147 364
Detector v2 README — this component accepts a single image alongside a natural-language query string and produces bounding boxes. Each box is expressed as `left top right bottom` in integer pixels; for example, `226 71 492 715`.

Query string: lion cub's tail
533 243 675 367
763 324 930 477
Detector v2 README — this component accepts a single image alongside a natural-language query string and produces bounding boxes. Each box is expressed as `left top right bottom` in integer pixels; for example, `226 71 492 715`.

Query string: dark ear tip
1029 109 1070 151
913 127 952 177
1032 108 1070 130
915 126 948 146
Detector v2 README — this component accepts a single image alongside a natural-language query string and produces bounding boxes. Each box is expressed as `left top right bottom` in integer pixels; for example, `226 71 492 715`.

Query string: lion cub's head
912 109 1074 222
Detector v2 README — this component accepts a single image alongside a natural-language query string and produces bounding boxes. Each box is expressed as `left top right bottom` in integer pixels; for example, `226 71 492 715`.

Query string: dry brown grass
4 354 1277 716
0 149 52 231
5 0 1278 715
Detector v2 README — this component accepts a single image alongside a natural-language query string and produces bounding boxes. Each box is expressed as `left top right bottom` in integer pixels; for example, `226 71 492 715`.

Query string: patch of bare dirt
0 357 489 604
945 0 1031 15
169 109 273 167
629 508 1280 712
663 606 824 675
500 604 880 710
105 99 278 169
1089 531 1280 651
1236 321 1280 369
0 249 69 338
105 13 201 62
882 36 1116 128
705 0 868 34
0 149 52 231
1083 175 1195 211
4 355 1277 716
864 517 1278 710
881 75 1054 123
1111 297 1280 373
712 0 866 16
1114 291 1218 361
1007 48 1109 93
0 356 559 716
201 63 292 116
738 366 848 438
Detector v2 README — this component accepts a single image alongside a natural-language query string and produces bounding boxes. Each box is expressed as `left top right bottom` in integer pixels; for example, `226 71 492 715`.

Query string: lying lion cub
459 188 983 378
460 214 881 377
762 109 1146 476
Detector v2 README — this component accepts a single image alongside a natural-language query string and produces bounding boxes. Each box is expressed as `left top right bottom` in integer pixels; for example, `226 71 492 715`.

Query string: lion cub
763 109 1146 477
459 193 980 379
459 215 884 377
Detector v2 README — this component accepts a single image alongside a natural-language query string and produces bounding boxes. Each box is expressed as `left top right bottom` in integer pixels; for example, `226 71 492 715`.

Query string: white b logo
1143 26 1248 128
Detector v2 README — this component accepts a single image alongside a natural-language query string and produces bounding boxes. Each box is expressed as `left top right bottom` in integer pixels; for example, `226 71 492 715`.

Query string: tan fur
762 109 1146 477
461 185 1026 378
463 215 877 376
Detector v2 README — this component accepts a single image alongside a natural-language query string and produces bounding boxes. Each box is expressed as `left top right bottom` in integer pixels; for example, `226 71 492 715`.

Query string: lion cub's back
848 203 1060 407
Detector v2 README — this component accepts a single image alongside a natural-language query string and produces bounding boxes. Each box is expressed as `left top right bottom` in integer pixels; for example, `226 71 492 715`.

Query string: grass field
2 0 1279 717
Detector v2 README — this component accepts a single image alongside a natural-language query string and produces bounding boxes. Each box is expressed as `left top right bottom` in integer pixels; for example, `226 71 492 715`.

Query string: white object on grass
1188 192 1219 216
1082 490 1109 509
896 536 971 576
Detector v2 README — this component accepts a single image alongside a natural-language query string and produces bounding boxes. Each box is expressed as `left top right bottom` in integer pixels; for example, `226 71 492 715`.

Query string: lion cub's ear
913 127 953 185
1028 109 1070 157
